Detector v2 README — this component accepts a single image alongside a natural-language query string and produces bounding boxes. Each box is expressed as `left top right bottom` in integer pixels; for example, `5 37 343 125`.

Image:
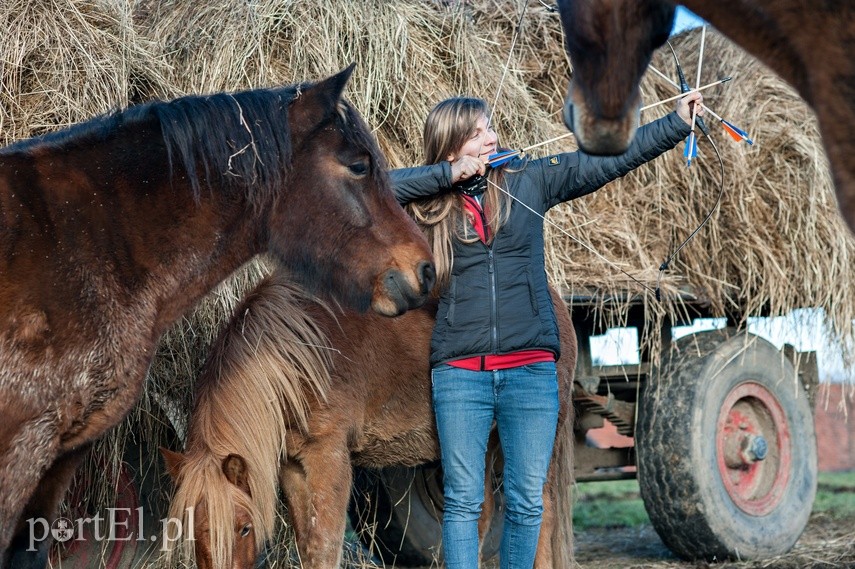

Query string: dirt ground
574 513 855 569
466 512 855 569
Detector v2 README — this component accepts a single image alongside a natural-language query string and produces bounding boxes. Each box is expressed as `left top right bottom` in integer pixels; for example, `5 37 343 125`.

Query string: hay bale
138 1 855 362
5 1 847 356
0 0 169 144
544 28 854 360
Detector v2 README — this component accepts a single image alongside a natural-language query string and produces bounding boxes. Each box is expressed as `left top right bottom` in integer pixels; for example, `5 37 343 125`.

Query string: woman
391 92 703 569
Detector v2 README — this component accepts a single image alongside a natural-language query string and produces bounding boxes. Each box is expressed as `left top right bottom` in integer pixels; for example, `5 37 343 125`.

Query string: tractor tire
636 330 817 561
349 463 503 567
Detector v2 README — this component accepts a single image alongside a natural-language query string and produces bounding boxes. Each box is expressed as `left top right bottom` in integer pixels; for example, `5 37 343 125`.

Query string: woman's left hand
676 91 705 126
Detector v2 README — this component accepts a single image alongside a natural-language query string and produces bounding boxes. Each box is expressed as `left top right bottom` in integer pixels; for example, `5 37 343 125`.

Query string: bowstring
486 0 530 131
654 32 726 300
485 177 659 295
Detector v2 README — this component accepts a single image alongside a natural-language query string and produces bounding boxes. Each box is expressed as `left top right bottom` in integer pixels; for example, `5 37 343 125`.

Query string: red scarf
461 194 489 243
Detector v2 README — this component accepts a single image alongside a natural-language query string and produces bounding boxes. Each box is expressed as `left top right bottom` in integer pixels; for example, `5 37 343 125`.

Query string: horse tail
551 411 575 568
549 284 576 568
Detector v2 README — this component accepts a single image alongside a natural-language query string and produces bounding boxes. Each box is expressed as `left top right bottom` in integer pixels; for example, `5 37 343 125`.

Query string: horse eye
240 523 252 537
348 160 368 177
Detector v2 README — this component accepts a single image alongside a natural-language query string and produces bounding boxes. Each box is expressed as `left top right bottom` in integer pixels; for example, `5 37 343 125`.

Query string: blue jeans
431 362 559 569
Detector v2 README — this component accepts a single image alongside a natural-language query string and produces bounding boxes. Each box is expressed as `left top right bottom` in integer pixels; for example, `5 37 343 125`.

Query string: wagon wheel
50 419 177 568
636 330 817 561
349 461 504 567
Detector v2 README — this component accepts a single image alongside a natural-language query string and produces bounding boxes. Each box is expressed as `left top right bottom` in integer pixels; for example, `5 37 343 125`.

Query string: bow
653 29 760 300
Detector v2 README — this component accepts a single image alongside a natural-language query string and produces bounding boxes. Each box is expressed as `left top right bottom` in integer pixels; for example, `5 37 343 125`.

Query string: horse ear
222 454 251 494
289 63 356 136
160 447 186 481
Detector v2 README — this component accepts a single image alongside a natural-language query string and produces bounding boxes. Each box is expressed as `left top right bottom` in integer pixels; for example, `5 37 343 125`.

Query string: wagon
347 292 819 565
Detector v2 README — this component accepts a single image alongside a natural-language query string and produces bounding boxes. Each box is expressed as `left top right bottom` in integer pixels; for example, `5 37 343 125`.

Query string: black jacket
392 112 691 367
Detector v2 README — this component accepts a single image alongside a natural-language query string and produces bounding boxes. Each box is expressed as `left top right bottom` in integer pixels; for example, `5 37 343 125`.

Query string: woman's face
447 113 497 162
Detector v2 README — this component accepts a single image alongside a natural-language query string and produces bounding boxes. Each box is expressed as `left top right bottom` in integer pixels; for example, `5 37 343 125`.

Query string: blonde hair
406 97 511 289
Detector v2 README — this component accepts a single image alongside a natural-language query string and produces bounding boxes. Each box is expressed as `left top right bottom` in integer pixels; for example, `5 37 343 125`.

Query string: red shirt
447 350 555 371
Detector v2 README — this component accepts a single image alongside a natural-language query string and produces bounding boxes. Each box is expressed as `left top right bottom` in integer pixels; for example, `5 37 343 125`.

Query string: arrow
648 64 753 145
484 132 575 168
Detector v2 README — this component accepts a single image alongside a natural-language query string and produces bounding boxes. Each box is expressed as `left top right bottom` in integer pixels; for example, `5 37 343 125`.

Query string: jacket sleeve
390 162 454 205
543 112 691 209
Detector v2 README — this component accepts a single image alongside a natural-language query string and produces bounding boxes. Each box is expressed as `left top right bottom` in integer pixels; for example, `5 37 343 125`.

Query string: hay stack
3 1 848 358
5 0 855 358
133 1 855 365
545 29 855 354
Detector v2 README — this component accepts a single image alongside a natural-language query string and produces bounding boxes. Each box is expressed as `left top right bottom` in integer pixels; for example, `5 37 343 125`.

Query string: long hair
405 97 511 289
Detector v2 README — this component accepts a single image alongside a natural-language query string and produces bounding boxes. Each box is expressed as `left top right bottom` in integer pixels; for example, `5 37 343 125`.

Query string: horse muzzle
564 88 640 156
372 261 435 316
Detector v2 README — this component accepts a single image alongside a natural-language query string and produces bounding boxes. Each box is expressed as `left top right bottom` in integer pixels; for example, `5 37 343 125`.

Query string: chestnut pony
0 65 434 568
163 269 575 569
556 0 855 233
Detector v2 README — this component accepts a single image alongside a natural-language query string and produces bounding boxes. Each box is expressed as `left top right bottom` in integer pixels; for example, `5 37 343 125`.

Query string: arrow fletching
684 132 698 167
486 150 519 168
721 119 754 145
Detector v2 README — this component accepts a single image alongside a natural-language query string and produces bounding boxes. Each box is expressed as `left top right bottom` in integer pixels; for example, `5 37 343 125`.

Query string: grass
572 471 855 530
572 479 649 530
813 471 855 520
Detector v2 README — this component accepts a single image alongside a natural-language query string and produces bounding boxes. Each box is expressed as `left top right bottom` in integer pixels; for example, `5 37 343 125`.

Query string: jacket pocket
446 276 456 326
525 267 539 316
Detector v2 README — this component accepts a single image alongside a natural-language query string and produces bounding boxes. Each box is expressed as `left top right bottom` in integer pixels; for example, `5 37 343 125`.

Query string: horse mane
144 86 303 208
167 453 260 567
0 84 313 211
167 272 337 567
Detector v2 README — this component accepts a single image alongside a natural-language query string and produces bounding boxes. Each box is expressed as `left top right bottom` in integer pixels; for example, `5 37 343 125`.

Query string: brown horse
0 65 435 569
162 269 575 569
556 0 855 233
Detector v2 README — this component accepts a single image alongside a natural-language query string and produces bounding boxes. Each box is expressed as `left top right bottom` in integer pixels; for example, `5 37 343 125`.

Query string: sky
590 310 851 383
671 7 706 35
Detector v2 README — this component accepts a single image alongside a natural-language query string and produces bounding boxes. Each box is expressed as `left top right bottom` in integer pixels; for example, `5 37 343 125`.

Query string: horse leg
6 444 89 569
532 481 555 568
479 463 495 552
0 418 63 569
279 436 352 569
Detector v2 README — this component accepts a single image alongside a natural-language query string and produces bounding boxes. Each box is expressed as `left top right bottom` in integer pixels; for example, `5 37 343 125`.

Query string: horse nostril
562 100 575 134
418 261 436 294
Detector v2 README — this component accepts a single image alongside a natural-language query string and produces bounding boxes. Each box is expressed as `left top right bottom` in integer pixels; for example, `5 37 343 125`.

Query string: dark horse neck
0 102 273 344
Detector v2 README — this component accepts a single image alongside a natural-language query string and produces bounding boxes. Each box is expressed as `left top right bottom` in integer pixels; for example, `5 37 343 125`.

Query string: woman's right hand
450 155 487 184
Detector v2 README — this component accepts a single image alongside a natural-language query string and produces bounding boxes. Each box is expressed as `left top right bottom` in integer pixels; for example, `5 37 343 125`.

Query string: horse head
273 64 435 316
162 449 261 569
556 0 675 155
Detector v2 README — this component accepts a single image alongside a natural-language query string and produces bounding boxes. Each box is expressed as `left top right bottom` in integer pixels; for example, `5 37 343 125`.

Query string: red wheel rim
716 381 791 516
50 460 139 569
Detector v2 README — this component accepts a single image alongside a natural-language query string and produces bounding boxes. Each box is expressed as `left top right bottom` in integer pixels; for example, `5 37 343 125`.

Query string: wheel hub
716 381 791 516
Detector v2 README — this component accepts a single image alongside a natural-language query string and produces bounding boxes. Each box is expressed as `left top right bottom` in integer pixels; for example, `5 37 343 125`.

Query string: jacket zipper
487 247 498 353
471 198 499 355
